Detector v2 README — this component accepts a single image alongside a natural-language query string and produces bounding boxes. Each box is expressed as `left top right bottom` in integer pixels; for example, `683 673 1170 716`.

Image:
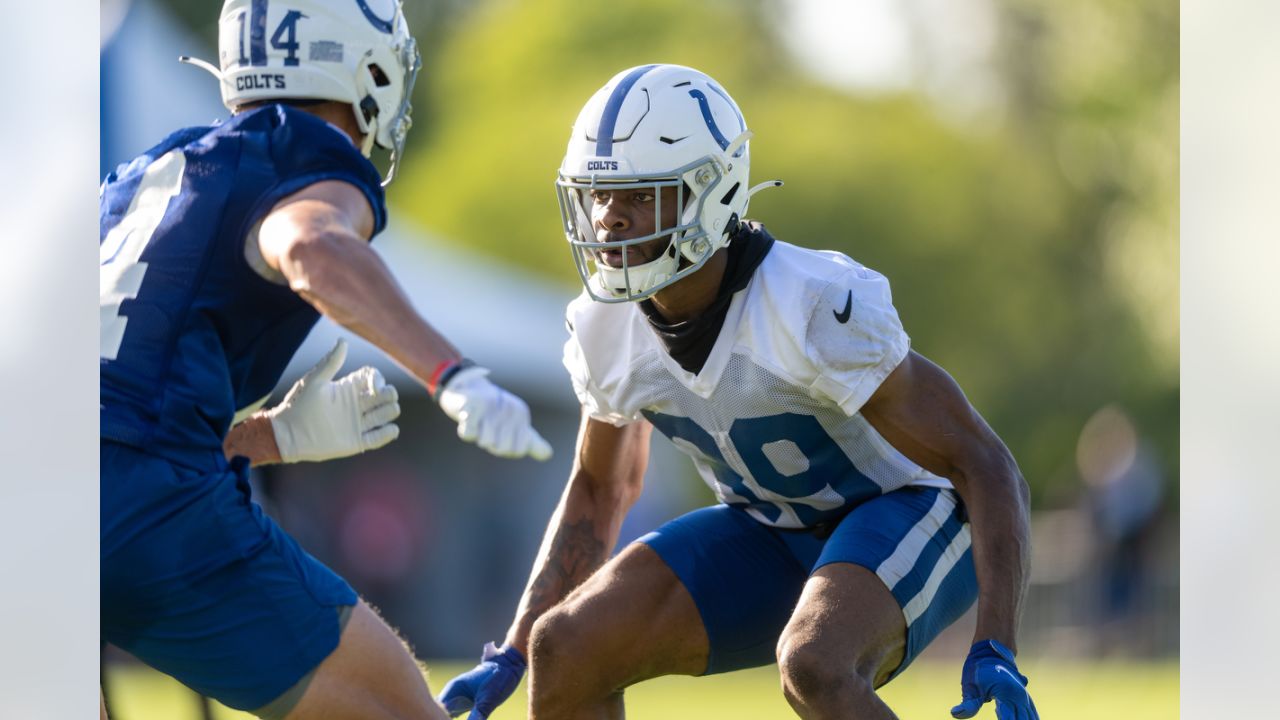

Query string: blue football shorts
100 441 357 710
639 485 977 679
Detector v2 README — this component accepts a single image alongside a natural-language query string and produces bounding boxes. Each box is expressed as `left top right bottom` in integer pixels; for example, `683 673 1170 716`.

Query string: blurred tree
981 0 1179 501
396 0 788 281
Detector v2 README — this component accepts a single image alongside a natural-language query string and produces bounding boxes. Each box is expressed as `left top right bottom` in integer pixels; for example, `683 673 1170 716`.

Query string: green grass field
105 659 1178 719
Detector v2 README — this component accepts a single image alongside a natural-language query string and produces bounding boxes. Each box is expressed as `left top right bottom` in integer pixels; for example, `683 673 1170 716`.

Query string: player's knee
777 642 832 699
528 607 585 679
777 637 873 707
528 607 608 711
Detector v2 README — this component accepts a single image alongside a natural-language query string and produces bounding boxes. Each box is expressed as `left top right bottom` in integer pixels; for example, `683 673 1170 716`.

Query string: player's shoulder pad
805 259 906 369
233 105 387 232
563 289 641 376
104 125 211 188
750 241 884 340
792 248 909 414
562 290 649 426
563 289 640 340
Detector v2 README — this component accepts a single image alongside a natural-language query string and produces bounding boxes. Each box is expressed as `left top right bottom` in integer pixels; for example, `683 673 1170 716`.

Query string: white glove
267 339 401 463
437 365 553 461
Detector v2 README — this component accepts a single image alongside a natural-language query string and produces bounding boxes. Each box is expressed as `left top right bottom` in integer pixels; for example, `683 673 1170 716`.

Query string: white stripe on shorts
902 524 972 626
875 490 956 592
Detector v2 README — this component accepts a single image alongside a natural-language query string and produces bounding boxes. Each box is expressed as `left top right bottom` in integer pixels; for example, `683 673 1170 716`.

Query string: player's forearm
281 232 462 388
222 413 282 466
953 454 1031 653
505 474 636 654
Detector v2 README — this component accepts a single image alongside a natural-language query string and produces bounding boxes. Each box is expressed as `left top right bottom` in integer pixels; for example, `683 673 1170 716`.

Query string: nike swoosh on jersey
833 290 853 323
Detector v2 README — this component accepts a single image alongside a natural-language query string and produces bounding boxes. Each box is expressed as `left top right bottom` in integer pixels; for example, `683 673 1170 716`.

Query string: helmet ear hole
359 95 380 123
368 63 392 88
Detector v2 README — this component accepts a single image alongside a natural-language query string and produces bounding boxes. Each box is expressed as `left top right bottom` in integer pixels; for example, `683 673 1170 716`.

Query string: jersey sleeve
228 106 388 244
805 265 910 416
561 302 644 427
267 107 388 235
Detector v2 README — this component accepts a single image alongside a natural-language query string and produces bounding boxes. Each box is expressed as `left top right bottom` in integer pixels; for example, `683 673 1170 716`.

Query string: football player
440 64 1039 720
100 2 551 718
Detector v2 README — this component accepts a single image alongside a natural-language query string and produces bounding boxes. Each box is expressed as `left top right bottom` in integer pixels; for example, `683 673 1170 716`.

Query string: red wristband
428 358 476 400
427 359 458 397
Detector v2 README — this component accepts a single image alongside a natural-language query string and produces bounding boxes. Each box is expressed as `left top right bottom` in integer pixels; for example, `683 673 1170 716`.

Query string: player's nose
595 198 632 235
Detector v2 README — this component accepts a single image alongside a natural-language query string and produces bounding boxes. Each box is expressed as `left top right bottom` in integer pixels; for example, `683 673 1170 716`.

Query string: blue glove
950 639 1039 720
438 642 527 719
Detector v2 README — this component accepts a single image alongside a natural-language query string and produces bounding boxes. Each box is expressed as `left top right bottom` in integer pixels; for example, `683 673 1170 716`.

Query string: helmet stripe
355 0 396 34
595 64 659 157
707 82 745 134
687 90 730 151
249 0 268 66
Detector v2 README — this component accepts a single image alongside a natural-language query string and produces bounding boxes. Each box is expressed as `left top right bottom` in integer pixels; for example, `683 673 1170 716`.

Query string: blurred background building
101 0 1178 664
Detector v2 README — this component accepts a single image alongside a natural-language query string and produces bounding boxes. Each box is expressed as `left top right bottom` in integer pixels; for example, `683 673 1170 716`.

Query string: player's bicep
256 179 376 274
860 350 1006 482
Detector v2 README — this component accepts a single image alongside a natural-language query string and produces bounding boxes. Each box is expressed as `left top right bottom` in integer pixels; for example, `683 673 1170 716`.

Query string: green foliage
389 0 1177 504
396 0 786 284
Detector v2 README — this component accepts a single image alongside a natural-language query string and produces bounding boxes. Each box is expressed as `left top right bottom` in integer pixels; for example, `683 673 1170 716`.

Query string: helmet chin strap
748 179 784 198
360 117 378 158
178 55 222 81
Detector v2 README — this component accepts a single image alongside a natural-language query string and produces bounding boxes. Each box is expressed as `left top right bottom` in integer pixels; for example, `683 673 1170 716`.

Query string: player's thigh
780 563 907 689
101 444 358 712
531 540 708 691
284 600 442 720
633 504 814 676
802 486 977 685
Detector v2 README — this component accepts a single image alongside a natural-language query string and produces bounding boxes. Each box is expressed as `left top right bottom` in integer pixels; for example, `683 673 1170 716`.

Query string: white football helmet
183 0 420 184
556 64 778 302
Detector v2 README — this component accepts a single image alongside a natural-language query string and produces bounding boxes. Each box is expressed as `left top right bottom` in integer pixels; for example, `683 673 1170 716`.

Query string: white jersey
563 240 951 530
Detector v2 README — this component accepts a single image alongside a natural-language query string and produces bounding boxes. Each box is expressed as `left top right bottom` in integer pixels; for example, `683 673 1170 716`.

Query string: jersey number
237 1 307 67
100 150 186 360
642 410 881 526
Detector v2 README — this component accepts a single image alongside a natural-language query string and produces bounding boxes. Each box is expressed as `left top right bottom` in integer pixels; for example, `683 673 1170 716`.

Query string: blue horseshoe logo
355 0 395 34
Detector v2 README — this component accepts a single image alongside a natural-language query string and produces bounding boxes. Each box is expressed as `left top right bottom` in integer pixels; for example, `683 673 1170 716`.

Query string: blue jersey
100 105 387 467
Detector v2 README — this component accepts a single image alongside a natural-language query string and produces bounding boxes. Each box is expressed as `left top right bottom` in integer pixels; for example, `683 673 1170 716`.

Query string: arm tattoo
527 517 607 614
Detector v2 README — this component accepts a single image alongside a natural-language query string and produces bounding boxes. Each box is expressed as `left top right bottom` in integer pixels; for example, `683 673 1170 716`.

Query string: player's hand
438 642 527 719
437 365 553 460
267 339 400 462
951 639 1039 720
